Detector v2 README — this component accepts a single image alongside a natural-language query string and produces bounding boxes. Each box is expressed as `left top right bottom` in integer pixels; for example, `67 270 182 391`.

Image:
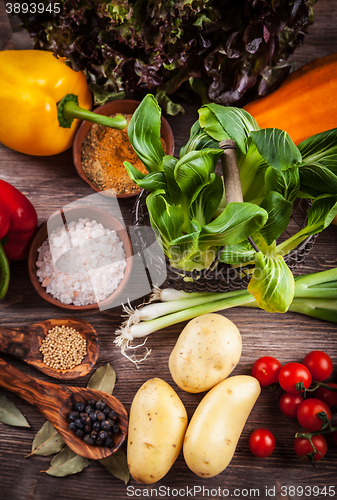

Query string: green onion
114 267 337 363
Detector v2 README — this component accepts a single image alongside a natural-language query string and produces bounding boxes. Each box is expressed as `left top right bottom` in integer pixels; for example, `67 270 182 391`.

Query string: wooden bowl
72 99 175 198
28 206 133 311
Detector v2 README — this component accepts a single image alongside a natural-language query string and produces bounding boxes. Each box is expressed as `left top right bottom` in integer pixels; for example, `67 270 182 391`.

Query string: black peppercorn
83 434 95 445
108 410 117 420
105 437 114 447
69 411 80 422
69 422 77 432
93 421 101 432
101 420 112 431
74 401 85 413
76 429 84 438
74 419 84 429
68 398 120 447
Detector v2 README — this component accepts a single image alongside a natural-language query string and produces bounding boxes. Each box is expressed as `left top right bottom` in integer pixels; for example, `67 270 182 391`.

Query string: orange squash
244 53 337 145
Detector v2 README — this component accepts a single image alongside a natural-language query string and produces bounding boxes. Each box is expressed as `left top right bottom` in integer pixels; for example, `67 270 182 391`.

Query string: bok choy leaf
124 95 337 317
259 191 292 246
127 95 165 172
250 128 302 171
247 251 295 313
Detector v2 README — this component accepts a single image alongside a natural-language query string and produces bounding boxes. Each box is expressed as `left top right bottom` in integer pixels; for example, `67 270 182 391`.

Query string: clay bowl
28 205 133 311
72 99 175 198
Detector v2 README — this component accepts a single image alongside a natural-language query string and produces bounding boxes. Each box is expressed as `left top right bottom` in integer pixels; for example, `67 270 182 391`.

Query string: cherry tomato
252 356 282 387
294 435 327 462
297 398 332 432
248 428 276 458
278 362 312 394
315 383 337 409
302 351 333 382
279 392 304 419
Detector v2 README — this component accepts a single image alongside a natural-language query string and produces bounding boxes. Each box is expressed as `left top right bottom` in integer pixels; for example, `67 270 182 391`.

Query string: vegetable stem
58 93 128 129
0 242 10 300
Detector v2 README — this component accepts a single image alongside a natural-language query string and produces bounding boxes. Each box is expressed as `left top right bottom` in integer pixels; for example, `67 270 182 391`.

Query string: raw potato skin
127 378 188 484
169 314 242 393
183 375 261 478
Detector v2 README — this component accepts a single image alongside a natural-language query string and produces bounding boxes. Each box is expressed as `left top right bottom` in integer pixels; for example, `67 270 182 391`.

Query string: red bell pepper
0 180 38 299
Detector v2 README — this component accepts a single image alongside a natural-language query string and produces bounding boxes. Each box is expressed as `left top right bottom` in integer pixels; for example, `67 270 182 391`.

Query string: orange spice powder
81 114 166 195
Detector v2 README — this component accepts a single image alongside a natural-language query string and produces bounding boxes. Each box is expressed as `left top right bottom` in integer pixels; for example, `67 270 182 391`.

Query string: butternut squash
244 53 337 145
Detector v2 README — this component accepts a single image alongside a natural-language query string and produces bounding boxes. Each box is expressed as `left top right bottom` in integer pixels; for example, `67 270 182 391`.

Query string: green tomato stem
305 381 337 394
295 425 337 440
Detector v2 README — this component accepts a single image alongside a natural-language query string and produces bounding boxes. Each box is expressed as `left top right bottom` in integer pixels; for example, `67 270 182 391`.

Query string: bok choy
124 95 337 315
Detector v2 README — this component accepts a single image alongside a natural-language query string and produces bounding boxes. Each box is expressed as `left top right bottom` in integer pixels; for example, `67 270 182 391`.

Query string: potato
127 378 188 484
169 313 242 393
183 375 261 478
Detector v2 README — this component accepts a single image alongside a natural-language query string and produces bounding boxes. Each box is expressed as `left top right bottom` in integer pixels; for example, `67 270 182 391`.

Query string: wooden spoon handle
0 357 68 411
0 327 32 360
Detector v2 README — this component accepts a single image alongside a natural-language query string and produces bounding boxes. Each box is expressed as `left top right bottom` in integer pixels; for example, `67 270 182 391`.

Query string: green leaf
169 221 202 270
0 394 29 427
259 191 292 245
27 421 65 457
180 122 219 157
124 162 167 192
156 90 185 116
147 190 185 255
250 128 302 171
247 251 295 313
99 448 130 484
299 165 337 198
162 155 181 205
174 148 223 201
198 202 268 249
127 94 165 173
265 166 300 202
299 128 337 176
44 446 90 477
305 194 337 233
276 194 337 255
189 173 224 226
87 363 116 394
219 240 255 265
199 104 260 153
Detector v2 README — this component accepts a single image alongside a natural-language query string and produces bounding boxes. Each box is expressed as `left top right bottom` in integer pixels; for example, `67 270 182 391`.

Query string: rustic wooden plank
1 1 337 499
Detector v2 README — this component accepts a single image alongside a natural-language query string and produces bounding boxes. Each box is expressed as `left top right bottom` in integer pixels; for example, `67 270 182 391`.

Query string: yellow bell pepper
0 50 127 156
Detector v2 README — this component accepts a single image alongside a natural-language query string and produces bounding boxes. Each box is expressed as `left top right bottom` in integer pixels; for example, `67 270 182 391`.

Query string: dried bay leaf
27 421 65 457
87 363 116 394
43 446 90 477
0 394 30 427
99 448 130 484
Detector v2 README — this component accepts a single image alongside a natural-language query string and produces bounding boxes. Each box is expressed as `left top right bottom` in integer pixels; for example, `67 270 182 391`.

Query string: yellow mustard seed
40 325 87 370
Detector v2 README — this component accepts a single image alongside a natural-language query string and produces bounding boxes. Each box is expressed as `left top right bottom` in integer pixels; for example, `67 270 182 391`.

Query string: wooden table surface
1 2 337 499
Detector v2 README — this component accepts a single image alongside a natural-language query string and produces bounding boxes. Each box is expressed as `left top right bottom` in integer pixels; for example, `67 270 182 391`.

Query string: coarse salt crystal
36 217 127 306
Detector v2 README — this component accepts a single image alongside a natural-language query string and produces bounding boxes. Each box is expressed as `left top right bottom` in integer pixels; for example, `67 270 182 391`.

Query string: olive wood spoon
0 357 128 460
0 318 99 379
